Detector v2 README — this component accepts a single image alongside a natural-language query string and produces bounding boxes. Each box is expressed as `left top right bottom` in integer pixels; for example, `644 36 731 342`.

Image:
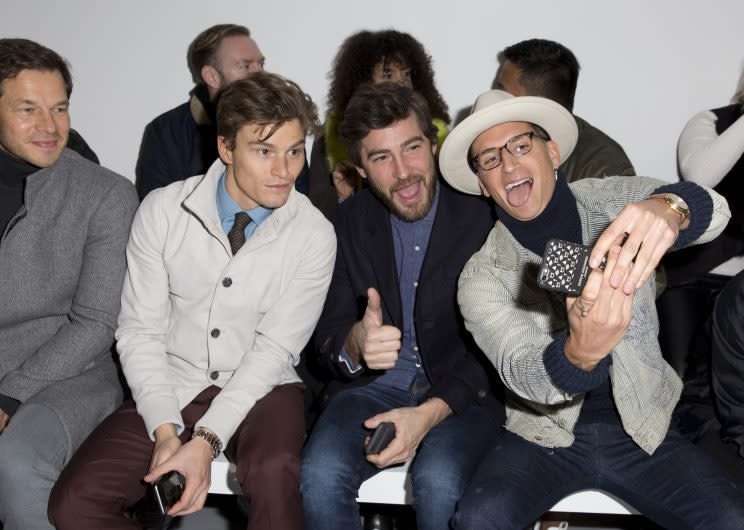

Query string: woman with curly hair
309 29 450 215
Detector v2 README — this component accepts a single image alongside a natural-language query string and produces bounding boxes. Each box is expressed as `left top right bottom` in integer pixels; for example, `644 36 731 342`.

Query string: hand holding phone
153 471 185 514
128 470 184 529
365 422 396 455
537 239 605 296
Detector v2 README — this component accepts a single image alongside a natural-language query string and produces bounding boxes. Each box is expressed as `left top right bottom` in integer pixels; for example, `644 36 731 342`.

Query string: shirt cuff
543 334 611 394
338 346 363 377
652 181 713 249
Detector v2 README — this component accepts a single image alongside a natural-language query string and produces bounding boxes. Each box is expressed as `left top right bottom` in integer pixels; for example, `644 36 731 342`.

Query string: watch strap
191 428 222 460
650 193 689 225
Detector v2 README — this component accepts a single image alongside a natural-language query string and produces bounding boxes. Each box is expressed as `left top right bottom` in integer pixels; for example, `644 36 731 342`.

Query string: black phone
537 239 597 296
153 471 185 514
128 471 184 530
365 422 396 455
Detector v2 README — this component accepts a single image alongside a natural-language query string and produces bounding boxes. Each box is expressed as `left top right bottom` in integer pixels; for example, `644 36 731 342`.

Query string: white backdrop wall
2 0 743 184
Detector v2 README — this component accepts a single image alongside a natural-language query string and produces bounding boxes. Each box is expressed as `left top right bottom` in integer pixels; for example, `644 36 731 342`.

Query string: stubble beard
369 172 438 222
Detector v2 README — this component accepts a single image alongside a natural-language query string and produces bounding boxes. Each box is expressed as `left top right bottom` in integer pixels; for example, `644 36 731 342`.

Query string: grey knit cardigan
0 149 139 457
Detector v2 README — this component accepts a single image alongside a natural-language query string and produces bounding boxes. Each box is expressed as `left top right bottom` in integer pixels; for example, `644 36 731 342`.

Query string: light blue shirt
216 170 273 238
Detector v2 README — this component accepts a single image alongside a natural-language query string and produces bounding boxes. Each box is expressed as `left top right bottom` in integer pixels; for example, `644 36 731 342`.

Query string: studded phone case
537 239 594 296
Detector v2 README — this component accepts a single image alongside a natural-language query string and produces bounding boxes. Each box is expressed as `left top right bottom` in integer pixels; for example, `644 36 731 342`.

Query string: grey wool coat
0 149 139 458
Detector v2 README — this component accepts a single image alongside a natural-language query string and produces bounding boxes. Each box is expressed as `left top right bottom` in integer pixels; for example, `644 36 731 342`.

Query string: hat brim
439 95 578 195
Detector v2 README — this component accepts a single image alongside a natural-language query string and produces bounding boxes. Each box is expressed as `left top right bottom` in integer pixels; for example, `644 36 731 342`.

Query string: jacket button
210 328 220 338
477 390 486 399
222 277 232 287
210 371 219 380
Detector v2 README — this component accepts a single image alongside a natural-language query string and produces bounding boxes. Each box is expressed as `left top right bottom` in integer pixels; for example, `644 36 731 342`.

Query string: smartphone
537 239 597 296
365 422 396 455
128 471 184 529
153 471 185 514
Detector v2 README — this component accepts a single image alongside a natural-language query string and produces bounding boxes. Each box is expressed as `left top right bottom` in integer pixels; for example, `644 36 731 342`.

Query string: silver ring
576 297 595 318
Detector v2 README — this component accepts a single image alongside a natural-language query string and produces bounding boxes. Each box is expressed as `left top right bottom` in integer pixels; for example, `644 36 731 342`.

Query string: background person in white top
673 80 744 278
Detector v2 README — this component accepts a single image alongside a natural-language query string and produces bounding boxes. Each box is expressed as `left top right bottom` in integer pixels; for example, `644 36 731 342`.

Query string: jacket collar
358 189 402 325
490 222 528 271
22 149 77 205
189 84 215 127
421 184 467 279
355 179 465 325
181 158 302 256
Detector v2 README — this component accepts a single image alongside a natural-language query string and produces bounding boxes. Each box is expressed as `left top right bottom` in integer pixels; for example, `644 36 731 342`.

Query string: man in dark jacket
135 23 308 199
300 83 504 530
0 38 138 530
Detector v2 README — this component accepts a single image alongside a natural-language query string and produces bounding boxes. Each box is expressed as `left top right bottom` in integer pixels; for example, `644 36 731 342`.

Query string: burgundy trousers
49 383 306 530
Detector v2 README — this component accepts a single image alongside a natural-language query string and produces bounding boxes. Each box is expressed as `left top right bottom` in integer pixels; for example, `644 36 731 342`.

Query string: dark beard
368 173 438 222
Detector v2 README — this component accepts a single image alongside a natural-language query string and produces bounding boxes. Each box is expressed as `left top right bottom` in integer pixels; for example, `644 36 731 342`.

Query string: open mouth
504 178 533 207
394 179 423 203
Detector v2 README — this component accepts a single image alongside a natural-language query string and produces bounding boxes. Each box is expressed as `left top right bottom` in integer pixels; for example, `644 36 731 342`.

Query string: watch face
654 194 688 222
669 197 689 217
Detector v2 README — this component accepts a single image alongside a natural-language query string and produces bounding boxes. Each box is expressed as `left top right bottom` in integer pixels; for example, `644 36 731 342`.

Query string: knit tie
227 212 253 255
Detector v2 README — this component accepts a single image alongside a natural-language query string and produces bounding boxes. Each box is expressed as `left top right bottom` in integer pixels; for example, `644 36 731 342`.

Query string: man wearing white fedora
438 89 744 529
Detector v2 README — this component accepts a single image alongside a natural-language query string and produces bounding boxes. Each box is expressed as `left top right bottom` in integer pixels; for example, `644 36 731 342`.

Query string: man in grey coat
0 38 138 530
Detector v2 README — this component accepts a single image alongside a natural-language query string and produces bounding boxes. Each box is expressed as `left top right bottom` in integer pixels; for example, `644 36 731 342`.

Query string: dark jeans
300 378 502 530
49 383 306 530
453 423 744 530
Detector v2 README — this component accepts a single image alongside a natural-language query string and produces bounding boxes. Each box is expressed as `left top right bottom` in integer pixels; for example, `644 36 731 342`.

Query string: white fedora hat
439 90 578 195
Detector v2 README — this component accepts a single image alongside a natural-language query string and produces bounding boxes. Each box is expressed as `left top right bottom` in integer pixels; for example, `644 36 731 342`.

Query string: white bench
208 456 638 515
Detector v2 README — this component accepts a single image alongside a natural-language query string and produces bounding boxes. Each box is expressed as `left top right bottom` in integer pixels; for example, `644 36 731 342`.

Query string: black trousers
712 270 744 455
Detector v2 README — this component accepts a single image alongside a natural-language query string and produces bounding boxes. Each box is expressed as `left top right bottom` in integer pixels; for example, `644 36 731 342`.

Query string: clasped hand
363 398 451 468
144 424 213 516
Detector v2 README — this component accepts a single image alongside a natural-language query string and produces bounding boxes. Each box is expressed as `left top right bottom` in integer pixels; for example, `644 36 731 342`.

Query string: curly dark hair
327 29 449 123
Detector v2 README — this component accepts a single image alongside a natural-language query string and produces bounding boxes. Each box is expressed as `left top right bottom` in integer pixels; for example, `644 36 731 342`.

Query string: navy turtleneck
495 170 582 256
498 172 618 425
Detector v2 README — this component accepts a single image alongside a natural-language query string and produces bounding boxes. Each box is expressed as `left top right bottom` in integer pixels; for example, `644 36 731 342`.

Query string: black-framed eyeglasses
470 131 540 172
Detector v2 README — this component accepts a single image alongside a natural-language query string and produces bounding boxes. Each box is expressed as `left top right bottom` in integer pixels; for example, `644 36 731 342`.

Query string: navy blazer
313 179 504 420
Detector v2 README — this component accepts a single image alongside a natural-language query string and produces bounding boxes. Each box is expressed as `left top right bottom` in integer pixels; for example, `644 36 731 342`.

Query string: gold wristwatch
191 427 222 460
650 193 689 225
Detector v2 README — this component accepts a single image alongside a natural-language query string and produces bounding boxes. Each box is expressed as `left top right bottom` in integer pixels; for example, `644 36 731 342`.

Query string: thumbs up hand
345 287 402 370
362 287 384 330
